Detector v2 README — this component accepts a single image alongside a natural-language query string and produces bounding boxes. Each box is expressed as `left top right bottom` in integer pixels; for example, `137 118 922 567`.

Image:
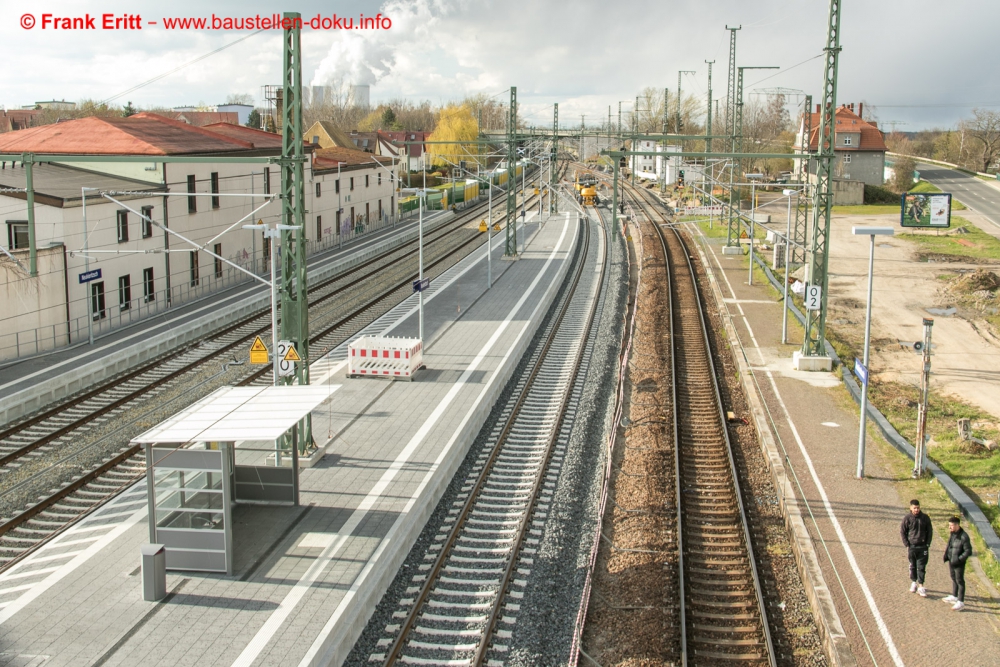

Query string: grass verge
898 215 1000 262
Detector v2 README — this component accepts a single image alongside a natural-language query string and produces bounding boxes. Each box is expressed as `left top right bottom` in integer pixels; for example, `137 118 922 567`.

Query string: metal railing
0 211 403 363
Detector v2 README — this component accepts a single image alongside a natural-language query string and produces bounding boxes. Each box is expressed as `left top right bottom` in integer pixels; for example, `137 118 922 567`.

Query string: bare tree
967 108 1000 172
891 155 916 193
741 94 793 174
225 93 254 106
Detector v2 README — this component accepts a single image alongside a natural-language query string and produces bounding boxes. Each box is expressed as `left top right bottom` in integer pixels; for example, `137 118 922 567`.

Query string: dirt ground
821 211 1000 420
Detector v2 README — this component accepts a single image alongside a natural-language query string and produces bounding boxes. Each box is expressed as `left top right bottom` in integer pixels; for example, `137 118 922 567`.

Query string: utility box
772 242 787 270
140 544 166 602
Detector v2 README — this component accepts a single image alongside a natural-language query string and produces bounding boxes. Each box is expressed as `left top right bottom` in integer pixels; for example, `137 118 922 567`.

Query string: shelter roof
132 386 338 443
203 122 284 149
313 146 394 171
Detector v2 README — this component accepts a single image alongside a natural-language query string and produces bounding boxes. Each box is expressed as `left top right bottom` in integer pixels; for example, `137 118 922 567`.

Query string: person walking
900 499 933 596
942 516 972 611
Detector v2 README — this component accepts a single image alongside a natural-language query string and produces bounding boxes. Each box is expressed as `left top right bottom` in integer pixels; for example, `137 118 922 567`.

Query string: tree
226 93 254 106
890 155 916 193
967 108 1000 172
426 104 479 168
246 108 262 129
122 101 137 117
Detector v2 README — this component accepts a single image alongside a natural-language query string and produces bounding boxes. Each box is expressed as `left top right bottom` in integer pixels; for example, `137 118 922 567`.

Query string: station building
0 113 398 362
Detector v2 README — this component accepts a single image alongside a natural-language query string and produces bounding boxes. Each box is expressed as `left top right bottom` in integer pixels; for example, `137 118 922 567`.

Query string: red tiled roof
313 146 394 171
0 109 40 132
157 111 240 127
378 130 428 157
804 105 887 151
203 122 283 149
0 112 255 155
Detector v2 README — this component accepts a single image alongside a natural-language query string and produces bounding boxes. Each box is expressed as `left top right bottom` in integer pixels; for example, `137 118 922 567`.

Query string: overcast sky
3 0 997 131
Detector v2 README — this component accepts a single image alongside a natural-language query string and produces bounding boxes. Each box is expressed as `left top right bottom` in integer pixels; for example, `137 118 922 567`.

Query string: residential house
794 103 887 186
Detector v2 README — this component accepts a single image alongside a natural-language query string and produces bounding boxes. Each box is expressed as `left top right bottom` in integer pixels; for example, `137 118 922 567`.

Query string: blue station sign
854 358 868 386
413 278 430 293
78 268 102 284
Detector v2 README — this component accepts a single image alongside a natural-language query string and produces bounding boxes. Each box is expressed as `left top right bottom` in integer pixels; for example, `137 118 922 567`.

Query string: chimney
858 102 864 119
849 102 855 112
816 103 820 113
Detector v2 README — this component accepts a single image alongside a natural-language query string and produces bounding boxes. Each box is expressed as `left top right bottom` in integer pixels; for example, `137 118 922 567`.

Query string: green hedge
864 184 899 205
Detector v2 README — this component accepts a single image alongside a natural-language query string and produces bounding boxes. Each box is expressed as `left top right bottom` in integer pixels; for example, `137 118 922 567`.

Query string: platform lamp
853 226 894 479
243 222 301 385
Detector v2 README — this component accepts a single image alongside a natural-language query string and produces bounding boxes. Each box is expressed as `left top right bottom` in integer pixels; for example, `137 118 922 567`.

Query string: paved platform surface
0 211 451 402
0 212 579 667
694 231 1000 667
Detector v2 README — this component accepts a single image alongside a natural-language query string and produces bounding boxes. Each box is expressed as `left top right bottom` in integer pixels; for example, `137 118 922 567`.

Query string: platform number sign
277 340 300 377
804 284 822 311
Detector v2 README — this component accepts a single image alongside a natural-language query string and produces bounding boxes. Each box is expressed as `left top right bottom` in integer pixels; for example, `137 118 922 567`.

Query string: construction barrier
347 336 424 380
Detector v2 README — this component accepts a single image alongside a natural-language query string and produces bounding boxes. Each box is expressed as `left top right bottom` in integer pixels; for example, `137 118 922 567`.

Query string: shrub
864 184 899 205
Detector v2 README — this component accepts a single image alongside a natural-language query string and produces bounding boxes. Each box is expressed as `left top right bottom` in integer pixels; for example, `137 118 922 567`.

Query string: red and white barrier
347 336 424 380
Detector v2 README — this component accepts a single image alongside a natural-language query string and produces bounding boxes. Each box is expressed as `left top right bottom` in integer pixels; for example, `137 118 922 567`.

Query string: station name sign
78 268 102 284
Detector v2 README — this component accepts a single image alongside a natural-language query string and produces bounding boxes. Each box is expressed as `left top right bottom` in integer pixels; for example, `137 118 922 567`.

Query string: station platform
692 230 1000 666
0 211 581 666
0 210 453 421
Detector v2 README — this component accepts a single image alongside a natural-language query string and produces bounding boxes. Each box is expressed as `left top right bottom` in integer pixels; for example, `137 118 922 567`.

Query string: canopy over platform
133 385 338 444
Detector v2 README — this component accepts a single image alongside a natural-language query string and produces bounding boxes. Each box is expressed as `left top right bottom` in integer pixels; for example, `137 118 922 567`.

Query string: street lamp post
853 225 894 479
782 188 795 344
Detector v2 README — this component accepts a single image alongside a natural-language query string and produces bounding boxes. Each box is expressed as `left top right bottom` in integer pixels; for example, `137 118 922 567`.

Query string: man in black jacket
900 499 933 596
942 516 973 611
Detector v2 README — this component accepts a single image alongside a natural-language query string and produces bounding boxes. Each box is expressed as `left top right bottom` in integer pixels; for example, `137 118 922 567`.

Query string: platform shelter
131 385 337 575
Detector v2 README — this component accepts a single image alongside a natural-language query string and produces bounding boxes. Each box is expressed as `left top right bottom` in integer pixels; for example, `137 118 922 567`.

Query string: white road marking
232 218 572 667
700 237 906 667
822 422 841 428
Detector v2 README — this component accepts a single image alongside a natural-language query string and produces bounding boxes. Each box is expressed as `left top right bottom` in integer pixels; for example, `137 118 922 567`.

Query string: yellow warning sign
250 336 269 364
739 230 749 239
479 220 488 232
283 344 301 362
493 222 501 232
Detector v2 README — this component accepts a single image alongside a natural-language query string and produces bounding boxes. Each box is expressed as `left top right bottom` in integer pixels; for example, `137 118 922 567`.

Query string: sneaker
942 595 958 603
909 582 918 593
918 587 927 597
952 601 965 611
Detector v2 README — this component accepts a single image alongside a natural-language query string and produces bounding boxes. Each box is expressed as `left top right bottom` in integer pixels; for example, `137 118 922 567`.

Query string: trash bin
140 544 166 601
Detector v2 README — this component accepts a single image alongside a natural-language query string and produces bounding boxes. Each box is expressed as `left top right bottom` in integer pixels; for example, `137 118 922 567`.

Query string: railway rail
629 183 775 666
0 168 555 571
375 208 605 665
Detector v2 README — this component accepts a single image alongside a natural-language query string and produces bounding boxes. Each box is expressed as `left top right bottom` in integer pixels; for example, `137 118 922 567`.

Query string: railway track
0 169 552 570
374 209 604 665
629 184 775 666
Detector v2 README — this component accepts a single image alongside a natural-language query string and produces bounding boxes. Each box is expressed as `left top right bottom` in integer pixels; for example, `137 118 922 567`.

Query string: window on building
316 182 321 198
143 267 154 302
210 172 220 209
844 154 852 164
350 177 355 191
336 210 341 235
365 175 370 187
190 251 200 286
5 221 28 249
335 179 340 194
843 136 852 146
378 172 382 186
316 215 322 239
365 202 370 222
264 168 271 195
350 206 355 226
141 206 153 238
118 275 131 311
91 281 106 320
214 243 223 278
187 174 197 213
391 195 395 214
117 210 129 243
262 233 270 263
378 200 382 219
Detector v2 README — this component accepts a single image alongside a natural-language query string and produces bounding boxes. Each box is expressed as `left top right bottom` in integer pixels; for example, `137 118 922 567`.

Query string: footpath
692 229 1000 667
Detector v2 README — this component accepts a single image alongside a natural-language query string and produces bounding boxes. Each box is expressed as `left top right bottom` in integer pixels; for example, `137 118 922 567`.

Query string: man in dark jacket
942 516 973 611
900 499 933 596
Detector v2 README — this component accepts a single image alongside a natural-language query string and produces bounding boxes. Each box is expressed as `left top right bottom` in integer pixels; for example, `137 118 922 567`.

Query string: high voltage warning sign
250 336 269 364
283 345 301 362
